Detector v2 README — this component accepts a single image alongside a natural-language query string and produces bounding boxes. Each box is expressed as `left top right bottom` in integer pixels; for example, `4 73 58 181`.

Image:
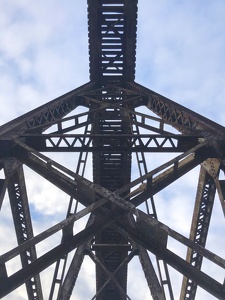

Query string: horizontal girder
21 134 200 152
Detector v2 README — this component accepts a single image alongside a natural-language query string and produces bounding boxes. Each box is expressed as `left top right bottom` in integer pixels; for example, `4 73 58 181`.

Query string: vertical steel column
4 158 43 300
180 165 217 300
132 112 174 299
49 123 91 300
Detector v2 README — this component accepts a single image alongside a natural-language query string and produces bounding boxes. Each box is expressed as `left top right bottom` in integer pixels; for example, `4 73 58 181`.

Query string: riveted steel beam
117 217 225 299
4 159 43 300
23 133 199 153
0 81 96 138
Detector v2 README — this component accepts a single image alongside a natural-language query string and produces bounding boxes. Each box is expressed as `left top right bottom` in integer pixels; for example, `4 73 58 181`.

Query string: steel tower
0 1 224 299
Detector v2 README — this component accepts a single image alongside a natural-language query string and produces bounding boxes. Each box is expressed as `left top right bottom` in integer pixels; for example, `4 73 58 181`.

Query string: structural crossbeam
1 194 224 299
22 133 199 153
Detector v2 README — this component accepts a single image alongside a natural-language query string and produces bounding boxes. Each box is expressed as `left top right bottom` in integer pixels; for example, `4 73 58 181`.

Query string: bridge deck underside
88 0 137 82
88 1 138 297
92 91 132 299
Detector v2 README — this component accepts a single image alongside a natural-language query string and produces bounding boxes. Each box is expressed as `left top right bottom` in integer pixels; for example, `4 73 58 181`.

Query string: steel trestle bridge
0 1 224 299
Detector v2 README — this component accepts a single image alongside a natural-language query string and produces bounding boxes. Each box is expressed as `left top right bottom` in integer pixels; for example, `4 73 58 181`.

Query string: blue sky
0 0 225 299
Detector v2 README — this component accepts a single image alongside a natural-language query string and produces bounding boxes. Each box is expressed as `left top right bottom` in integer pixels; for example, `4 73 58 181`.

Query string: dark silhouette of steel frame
0 0 224 299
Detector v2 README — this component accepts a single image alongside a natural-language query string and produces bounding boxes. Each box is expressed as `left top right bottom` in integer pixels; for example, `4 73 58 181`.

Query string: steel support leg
4 158 43 300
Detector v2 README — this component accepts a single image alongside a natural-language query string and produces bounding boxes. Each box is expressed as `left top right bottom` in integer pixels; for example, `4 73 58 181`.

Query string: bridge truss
0 0 224 299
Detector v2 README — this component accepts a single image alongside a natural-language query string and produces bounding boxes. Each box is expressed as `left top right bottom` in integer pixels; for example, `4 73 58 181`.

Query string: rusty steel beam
22 133 199 153
49 123 92 299
127 81 225 140
4 159 43 300
90 248 137 299
180 161 219 300
0 81 96 139
55 215 96 300
138 247 166 300
10 138 208 213
56 243 87 300
134 210 225 270
89 83 133 299
131 119 174 300
0 210 120 298
0 199 107 268
87 249 131 300
5 140 206 299
116 215 225 299
2 198 223 287
0 164 224 293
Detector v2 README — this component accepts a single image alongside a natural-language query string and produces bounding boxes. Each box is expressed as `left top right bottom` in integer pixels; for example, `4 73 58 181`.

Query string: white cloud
136 0 225 124
0 0 89 124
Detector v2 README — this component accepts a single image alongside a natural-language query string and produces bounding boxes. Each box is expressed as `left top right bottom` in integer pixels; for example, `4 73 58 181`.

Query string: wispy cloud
136 0 225 123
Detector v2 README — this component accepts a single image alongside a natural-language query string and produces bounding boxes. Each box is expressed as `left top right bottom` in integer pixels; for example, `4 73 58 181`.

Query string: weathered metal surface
132 135 174 300
117 218 225 299
91 85 132 299
0 199 107 267
56 215 96 300
180 163 218 299
0 81 95 139
0 178 7 210
0 166 224 298
134 210 225 270
23 133 200 152
4 159 43 300
49 124 91 298
57 243 88 300
0 208 121 298
127 81 225 140
139 247 166 300
87 249 131 299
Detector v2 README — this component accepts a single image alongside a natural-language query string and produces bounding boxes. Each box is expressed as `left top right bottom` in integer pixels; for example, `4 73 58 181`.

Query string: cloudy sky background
0 0 225 299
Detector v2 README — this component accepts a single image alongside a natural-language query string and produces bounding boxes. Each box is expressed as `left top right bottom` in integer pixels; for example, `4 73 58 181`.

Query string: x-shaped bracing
0 139 224 299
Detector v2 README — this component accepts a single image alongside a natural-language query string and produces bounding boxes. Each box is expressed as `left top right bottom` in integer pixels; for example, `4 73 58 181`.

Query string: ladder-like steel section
0 1 224 300
91 87 132 299
88 0 137 82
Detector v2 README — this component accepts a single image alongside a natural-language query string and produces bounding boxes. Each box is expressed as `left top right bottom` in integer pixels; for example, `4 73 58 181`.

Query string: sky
0 0 225 299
